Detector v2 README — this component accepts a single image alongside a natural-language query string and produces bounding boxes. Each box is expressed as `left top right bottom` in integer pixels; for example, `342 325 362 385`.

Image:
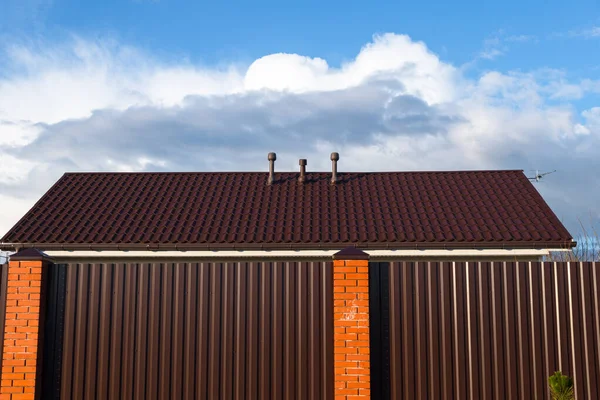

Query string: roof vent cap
267 152 276 185
330 152 339 184
298 159 307 183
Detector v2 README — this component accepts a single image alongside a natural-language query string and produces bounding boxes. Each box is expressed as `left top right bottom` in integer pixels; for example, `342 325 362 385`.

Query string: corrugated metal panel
387 261 600 399
41 263 67 399
0 263 7 371
369 262 390 399
56 261 333 400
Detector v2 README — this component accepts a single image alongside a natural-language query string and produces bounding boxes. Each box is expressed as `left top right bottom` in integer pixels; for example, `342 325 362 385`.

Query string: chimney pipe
268 152 277 185
330 152 339 184
298 159 307 183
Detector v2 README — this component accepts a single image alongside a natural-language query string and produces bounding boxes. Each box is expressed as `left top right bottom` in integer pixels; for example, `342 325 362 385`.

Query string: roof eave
0 240 577 253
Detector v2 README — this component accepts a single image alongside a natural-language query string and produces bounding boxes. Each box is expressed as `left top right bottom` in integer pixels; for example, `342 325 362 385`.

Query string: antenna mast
528 169 557 182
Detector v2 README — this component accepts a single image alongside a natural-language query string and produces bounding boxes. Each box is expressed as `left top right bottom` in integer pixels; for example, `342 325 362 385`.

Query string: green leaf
548 371 574 400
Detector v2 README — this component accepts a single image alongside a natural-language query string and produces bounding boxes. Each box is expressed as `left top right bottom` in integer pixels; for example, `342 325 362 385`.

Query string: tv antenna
528 169 556 182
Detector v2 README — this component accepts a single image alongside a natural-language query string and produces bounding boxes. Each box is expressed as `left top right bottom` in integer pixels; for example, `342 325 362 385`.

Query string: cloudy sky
0 0 599 238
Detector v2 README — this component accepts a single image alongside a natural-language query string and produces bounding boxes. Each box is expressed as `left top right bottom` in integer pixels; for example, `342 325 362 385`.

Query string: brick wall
333 256 370 399
0 259 44 400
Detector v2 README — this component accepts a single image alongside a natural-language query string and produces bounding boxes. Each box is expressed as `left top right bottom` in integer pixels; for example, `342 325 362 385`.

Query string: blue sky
3 0 600 70
0 0 599 238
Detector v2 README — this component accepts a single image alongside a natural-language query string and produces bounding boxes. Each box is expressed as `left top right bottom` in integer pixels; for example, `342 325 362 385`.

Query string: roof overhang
38 248 571 262
0 240 577 253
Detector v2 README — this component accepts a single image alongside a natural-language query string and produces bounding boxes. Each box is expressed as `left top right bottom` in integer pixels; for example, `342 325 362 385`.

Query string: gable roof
0 170 573 251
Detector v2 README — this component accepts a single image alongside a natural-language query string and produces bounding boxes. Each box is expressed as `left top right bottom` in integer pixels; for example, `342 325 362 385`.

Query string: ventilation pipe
298 159 307 183
330 152 339 184
268 152 276 185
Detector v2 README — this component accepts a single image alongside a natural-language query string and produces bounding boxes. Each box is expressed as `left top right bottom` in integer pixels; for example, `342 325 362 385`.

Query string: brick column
333 248 370 399
1 249 51 400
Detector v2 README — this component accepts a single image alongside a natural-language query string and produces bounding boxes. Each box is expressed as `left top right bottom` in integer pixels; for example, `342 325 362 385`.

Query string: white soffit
43 248 560 259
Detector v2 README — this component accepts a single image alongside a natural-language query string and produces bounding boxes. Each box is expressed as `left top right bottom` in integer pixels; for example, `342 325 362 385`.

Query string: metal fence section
369 262 390 399
386 261 600 399
53 261 333 400
0 263 7 371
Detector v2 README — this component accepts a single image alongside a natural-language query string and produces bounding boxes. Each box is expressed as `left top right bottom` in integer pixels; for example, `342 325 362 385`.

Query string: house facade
0 153 575 260
0 153 584 400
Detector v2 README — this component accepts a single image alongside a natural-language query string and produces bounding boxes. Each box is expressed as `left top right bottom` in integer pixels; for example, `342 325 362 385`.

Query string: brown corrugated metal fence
386 261 600 399
52 261 333 400
0 263 7 371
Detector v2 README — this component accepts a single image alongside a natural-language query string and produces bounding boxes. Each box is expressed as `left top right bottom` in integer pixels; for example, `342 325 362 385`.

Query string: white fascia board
45 248 552 259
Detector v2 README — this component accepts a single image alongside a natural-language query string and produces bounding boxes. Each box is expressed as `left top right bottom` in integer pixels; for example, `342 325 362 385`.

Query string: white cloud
569 27 600 38
0 33 598 237
582 107 600 130
0 120 41 147
0 154 36 184
244 34 458 104
552 26 600 39
474 31 538 62
505 34 538 43
479 48 504 60
0 194 35 235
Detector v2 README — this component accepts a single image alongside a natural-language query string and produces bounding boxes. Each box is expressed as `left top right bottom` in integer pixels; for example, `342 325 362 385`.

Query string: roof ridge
62 169 525 175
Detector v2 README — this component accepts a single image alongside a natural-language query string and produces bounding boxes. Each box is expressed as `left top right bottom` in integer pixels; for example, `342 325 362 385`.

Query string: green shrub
548 371 574 400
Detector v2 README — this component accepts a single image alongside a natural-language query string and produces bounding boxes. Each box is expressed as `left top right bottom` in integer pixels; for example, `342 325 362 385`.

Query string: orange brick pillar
1 249 51 400
333 248 370 399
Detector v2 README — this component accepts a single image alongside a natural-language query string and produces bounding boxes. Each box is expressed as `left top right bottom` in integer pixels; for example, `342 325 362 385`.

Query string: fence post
0 249 52 400
333 247 370 399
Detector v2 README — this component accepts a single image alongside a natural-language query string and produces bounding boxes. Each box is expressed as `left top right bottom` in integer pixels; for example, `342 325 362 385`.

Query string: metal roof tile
0 170 573 249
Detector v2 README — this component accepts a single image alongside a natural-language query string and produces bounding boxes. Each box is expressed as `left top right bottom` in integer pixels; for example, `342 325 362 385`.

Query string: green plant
548 371 574 400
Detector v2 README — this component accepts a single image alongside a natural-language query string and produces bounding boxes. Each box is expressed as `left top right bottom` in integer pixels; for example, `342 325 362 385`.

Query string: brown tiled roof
0 170 573 250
